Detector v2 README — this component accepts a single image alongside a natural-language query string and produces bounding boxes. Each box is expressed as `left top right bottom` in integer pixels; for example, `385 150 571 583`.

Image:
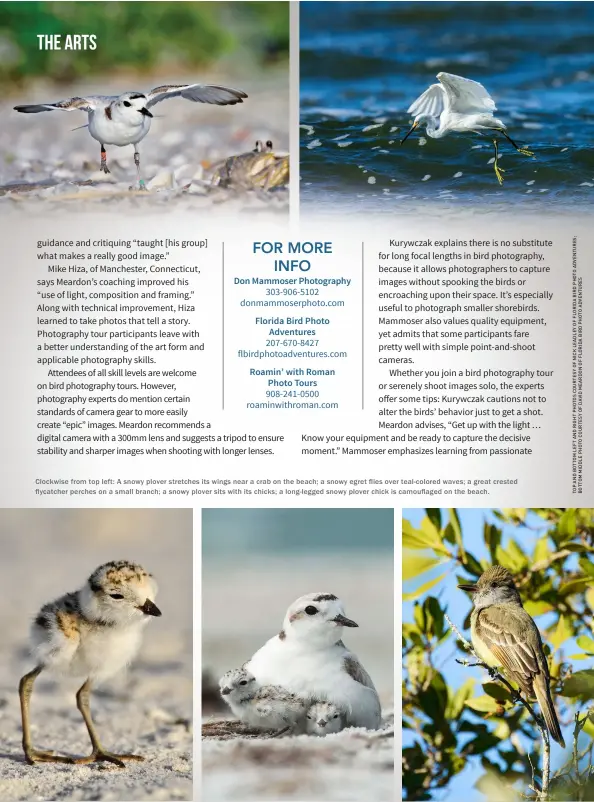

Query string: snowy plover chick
306 701 346 736
219 668 308 733
14 82 247 188
19 560 161 767
246 593 381 730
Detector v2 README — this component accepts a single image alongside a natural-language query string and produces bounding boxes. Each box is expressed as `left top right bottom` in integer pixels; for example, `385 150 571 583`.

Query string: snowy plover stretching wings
14 82 247 188
306 701 346 735
19 560 161 767
219 667 308 734
245 593 381 730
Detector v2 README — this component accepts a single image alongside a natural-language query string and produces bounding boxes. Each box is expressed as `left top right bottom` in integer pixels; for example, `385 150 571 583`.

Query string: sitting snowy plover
245 592 381 730
14 82 247 188
19 560 161 767
219 667 308 733
306 701 347 736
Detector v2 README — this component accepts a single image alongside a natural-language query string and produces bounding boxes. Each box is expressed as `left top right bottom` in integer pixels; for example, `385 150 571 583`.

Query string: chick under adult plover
306 701 346 736
245 592 381 730
14 83 247 188
219 667 308 734
19 560 161 767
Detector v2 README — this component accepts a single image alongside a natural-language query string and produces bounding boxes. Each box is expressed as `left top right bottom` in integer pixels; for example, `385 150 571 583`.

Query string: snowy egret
400 72 534 184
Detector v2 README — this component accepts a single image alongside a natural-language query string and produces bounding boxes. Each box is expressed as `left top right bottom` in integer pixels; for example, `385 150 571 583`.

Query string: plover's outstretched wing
14 96 110 114
145 83 247 108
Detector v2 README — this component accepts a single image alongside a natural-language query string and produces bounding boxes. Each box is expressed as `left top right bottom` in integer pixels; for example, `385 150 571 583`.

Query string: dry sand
0 509 193 801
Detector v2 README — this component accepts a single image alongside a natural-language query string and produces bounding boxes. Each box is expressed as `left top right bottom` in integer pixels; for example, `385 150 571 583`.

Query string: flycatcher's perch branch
444 612 551 800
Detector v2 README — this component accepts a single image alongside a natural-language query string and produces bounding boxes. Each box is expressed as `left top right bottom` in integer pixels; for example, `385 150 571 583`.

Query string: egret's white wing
436 72 497 114
407 83 445 118
14 96 108 114
146 83 247 108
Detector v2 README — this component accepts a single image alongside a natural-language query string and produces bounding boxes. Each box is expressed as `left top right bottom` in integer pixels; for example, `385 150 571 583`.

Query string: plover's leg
100 144 110 174
19 665 71 764
134 147 146 190
493 139 505 186
66 679 144 768
498 128 534 157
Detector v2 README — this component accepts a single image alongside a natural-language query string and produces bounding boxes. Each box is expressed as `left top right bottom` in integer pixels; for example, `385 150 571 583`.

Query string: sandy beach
0 509 193 801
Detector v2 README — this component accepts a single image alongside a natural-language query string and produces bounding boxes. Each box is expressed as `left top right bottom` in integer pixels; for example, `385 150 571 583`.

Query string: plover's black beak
220 687 231 696
319 720 327 727
139 598 161 616
140 107 153 118
457 583 478 593
333 613 358 628
400 120 418 145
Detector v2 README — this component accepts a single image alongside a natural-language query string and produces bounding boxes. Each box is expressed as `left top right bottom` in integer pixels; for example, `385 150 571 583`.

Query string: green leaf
423 596 445 639
402 519 450 555
549 615 572 650
403 572 448 601
462 552 484 578
568 653 592 661
523 600 553 617
495 540 527 571
475 772 519 802
447 678 475 719
465 694 501 713
533 535 550 564
448 508 465 562
482 682 512 703
425 508 442 532
576 635 594 653
579 556 594 578
417 671 449 722
402 553 442 580
559 576 591 596
558 508 577 537
560 669 594 700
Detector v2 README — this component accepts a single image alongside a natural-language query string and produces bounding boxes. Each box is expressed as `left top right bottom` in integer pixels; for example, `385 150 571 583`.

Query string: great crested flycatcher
458 564 565 747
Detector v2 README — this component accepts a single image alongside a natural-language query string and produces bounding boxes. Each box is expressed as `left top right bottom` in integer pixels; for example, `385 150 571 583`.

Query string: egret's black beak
457 583 478 593
220 687 231 696
400 120 419 145
333 614 358 628
139 598 161 616
140 107 153 118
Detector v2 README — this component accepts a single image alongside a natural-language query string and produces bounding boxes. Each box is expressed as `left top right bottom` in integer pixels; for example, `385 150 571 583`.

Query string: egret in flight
400 72 534 184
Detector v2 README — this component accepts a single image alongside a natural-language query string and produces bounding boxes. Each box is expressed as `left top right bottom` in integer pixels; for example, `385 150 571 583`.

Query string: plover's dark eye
123 101 132 107
305 605 318 615
110 593 124 599
307 715 312 719
333 714 339 718
239 680 248 686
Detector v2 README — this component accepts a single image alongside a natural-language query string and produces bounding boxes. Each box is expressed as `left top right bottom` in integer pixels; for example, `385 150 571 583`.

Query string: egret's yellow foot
518 147 534 157
494 164 505 185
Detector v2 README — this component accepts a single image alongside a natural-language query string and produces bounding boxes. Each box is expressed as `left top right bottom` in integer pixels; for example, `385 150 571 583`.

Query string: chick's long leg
67 679 144 768
19 665 71 764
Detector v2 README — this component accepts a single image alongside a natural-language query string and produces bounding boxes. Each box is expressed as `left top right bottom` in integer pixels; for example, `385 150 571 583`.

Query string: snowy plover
219 667 308 734
246 593 381 730
306 701 346 736
19 560 161 767
14 82 247 188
